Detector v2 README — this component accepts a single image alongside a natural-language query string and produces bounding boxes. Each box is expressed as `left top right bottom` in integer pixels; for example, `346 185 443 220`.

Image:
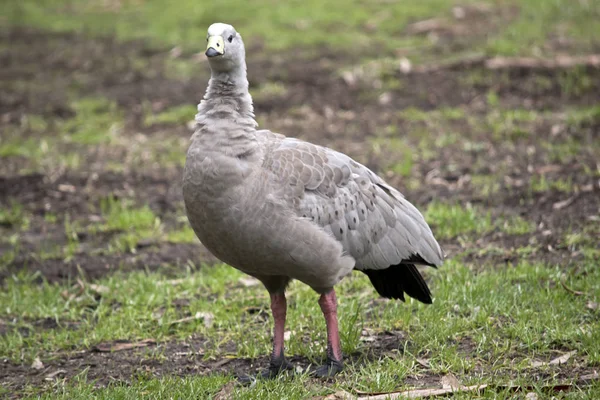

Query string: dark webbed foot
237 357 294 384
312 356 344 378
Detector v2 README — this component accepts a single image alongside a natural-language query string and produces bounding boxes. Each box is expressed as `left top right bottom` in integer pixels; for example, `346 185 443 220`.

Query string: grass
0 202 29 230
1 255 598 398
0 97 123 173
2 0 599 57
485 0 600 56
0 0 460 53
143 104 197 127
97 197 162 253
165 224 197 244
63 98 123 145
0 101 188 175
425 202 493 240
87 198 199 252
530 174 574 193
425 202 536 241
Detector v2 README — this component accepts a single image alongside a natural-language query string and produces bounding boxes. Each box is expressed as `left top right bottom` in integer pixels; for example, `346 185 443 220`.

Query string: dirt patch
1 242 215 284
1 331 595 397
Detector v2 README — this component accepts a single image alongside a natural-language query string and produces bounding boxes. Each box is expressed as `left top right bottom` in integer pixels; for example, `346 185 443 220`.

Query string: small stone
399 57 412 74
31 357 44 370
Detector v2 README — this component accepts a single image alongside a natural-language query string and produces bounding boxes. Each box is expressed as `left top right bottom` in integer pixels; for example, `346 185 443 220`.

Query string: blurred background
0 0 599 396
1 0 598 275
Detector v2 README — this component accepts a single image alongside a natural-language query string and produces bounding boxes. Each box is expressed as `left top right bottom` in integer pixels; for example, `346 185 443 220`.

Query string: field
0 0 599 398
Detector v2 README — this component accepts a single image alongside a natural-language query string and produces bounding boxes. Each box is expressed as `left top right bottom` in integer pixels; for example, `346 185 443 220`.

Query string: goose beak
206 35 224 57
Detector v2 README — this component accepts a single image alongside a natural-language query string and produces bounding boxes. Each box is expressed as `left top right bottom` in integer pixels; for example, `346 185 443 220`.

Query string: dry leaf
284 330 292 341
58 184 76 193
169 46 182 59
171 311 214 327
525 393 538 400
198 311 214 328
31 357 44 370
441 374 462 390
93 338 156 352
415 358 431 368
586 301 598 310
322 391 354 400
535 165 561 174
360 336 377 343
344 373 600 399
531 351 576 368
452 6 466 19
211 358 233 369
214 382 236 400
350 384 487 399
553 196 576 210
485 55 600 70
549 351 576 365
89 284 109 295
406 18 447 34
45 369 67 380
89 215 102 223
171 315 197 325
152 308 165 320
580 371 599 381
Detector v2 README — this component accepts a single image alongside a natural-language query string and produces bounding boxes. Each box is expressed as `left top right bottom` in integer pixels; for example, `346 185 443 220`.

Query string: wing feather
261 136 444 271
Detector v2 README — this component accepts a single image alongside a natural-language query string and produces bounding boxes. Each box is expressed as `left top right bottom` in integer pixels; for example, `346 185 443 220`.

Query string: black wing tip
362 264 433 305
404 253 440 269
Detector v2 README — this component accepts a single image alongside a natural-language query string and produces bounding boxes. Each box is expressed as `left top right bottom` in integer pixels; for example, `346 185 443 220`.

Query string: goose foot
237 357 294 385
312 356 344 378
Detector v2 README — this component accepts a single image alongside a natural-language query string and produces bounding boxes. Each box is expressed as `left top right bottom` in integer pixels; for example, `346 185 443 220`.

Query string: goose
183 23 443 380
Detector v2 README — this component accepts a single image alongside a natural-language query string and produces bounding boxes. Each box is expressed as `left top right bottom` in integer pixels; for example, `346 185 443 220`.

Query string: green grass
499 214 536 235
143 104 197 127
0 99 188 174
93 198 200 252
165 224 197 244
99 197 158 232
425 202 493 240
0 202 29 230
486 0 600 55
2 0 599 56
1 255 598 398
425 202 536 240
63 98 123 145
251 82 289 103
0 0 460 52
369 137 415 179
530 174 574 193
0 97 123 172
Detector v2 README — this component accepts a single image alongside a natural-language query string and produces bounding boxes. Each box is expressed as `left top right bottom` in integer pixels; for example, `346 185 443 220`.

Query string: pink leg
270 292 287 360
238 292 292 383
265 292 293 375
316 289 344 377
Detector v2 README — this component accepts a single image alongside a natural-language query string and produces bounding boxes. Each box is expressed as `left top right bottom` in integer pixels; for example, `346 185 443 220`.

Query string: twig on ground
404 54 600 74
560 276 587 296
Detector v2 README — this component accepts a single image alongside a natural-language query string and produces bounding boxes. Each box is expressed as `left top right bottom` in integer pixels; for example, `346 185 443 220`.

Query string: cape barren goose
183 23 444 380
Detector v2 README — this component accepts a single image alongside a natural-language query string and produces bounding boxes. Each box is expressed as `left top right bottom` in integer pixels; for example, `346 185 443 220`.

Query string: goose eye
228 35 233 43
